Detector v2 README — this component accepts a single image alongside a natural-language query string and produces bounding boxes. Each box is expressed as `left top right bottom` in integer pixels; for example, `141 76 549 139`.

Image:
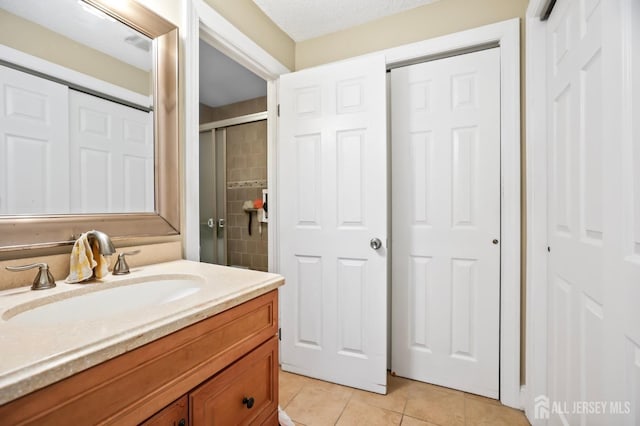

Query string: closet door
278 54 388 393
69 90 153 213
391 48 501 398
0 64 69 214
545 0 640 423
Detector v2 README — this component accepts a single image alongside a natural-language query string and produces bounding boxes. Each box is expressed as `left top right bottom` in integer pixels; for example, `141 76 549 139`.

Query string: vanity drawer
0 290 278 425
140 395 188 426
190 336 278 426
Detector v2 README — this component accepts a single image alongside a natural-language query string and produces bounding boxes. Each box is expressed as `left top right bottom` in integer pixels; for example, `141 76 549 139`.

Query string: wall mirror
0 0 179 251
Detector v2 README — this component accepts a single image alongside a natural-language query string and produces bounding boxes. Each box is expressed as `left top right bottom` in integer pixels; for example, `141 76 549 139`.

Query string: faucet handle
113 250 140 275
6 263 56 291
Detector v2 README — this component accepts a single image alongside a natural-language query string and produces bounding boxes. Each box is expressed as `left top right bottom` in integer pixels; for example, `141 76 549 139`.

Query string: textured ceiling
252 0 440 41
199 40 266 108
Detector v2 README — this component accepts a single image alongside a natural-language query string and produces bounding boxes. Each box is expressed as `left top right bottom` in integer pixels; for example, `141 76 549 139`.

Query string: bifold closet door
545 0 640 424
0 64 69 214
391 48 501 398
69 90 153 213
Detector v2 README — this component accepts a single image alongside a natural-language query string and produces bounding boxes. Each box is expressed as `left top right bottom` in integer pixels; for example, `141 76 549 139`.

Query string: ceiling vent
124 34 151 52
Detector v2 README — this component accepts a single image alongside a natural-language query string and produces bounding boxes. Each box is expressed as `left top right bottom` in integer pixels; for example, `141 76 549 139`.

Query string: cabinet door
190 337 278 426
140 395 188 426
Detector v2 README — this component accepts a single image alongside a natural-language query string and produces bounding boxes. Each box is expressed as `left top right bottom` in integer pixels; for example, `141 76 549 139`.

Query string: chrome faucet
86 230 116 256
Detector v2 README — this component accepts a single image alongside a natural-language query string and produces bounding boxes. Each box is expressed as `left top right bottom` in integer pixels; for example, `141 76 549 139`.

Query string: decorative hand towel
65 231 110 283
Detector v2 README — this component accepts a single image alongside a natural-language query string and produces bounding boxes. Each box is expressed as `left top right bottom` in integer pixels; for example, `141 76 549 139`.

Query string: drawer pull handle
242 396 255 409
178 419 186 426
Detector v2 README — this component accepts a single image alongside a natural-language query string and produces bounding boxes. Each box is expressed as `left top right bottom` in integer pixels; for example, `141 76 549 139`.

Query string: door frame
183 0 289 271
184 6 521 408
523 1 549 422
383 19 521 408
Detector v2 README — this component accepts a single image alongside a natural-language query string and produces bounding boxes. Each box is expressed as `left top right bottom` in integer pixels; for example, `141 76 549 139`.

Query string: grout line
333 390 353 426
278 371 304 411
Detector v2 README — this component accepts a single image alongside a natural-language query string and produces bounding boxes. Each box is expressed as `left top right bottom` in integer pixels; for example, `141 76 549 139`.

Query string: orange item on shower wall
253 199 264 209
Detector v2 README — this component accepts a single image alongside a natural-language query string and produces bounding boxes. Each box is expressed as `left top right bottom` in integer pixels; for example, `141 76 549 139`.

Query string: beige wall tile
200 109 267 271
200 97 267 124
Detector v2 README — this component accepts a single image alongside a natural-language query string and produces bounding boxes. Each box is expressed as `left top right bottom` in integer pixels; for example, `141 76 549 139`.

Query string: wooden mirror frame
0 0 179 252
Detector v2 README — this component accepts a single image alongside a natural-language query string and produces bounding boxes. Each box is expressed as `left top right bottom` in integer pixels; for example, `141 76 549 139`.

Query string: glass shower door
199 128 227 265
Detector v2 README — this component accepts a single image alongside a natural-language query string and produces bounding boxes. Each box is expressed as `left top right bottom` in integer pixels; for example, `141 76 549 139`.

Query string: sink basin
4 275 205 325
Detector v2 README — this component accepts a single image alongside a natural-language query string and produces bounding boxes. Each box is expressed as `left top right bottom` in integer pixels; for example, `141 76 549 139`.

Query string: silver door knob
370 238 382 250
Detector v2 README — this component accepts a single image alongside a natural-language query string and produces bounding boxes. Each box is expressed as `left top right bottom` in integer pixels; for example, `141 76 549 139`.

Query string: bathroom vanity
0 260 283 425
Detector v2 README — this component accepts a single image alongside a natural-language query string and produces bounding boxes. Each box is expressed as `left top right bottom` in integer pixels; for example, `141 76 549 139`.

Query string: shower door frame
198 127 227 266
199 112 268 267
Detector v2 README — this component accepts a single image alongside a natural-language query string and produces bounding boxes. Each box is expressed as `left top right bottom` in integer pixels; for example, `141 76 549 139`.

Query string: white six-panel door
613 1 640 421
391 48 501 398
279 55 388 393
545 0 640 424
546 1 605 423
69 90 153 213
0 64 69 214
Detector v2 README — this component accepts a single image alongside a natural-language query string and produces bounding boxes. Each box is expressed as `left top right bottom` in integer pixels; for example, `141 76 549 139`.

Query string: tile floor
279 370 530 426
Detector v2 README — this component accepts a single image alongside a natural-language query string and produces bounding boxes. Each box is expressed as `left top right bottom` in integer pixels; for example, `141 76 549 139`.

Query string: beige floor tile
304 377 356 399
284 385 351 426
400 416 438 426
406 379 465 397
464 392 502 406
404 382 465 426
336 399 402 426
350 375 411 413
280 371 529 426
280 370 314 408
465 397 530 426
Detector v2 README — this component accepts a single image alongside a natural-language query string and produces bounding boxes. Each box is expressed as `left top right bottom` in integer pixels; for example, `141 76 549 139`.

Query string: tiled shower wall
199 97 266 123
226 120 268 271
200 97 268 271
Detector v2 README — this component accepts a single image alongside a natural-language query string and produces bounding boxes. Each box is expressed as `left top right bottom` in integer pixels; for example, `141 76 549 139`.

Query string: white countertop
0 260 284 405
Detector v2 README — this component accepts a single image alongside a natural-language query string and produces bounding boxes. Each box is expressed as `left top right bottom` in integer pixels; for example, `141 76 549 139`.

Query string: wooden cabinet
141 337 278 426
141 396 188 426
190 337 278 425
0 290 279 425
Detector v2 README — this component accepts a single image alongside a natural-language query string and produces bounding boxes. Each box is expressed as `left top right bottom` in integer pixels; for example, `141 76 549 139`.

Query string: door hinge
277 104 280 117
278 327 281 341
